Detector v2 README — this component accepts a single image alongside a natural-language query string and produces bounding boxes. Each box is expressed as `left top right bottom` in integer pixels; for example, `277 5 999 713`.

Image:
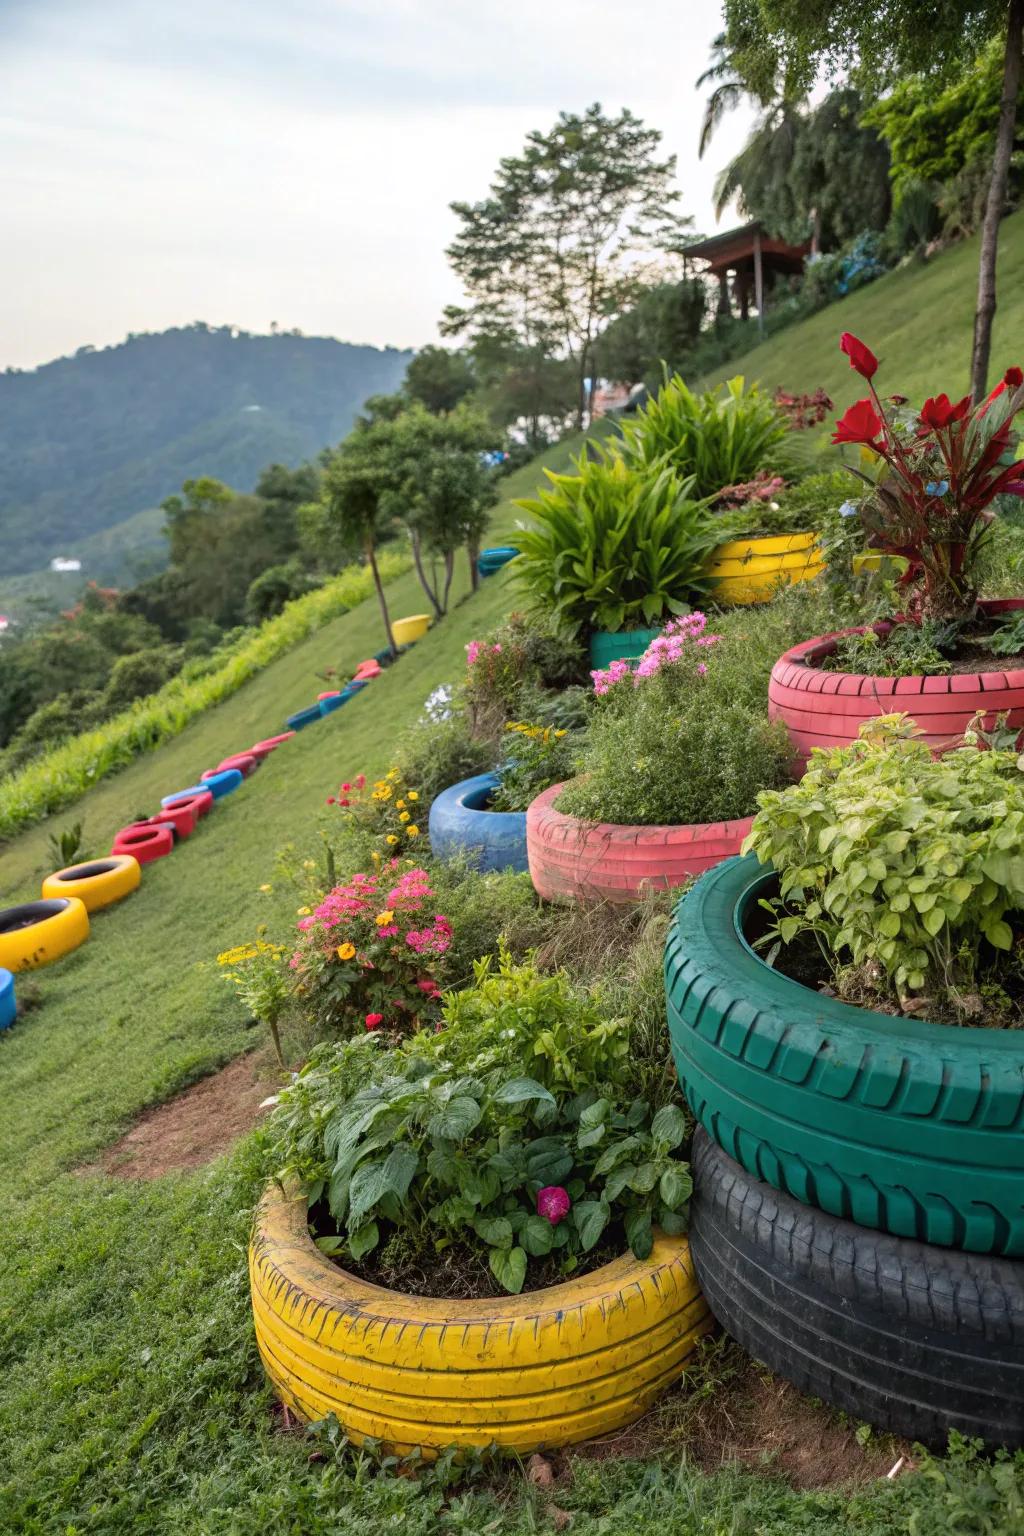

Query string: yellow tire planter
391 614 431 646
250 1183 711 1455
706 531 823 606
41 854 141 912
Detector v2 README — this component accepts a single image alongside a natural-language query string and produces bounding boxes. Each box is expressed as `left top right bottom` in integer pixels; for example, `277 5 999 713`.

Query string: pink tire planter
526 782 753 904
769 600 1024 770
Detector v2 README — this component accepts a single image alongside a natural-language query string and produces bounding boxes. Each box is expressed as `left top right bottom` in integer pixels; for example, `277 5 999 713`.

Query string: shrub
618 375 793 499
326 767 426 859
560 615 792 827
288 863 450 1038
393 714 495 811
745 715 1024 1019
0 551 409 842
271 950 692 1294
512 446 721 638
489 722 576 813
103 646 180 710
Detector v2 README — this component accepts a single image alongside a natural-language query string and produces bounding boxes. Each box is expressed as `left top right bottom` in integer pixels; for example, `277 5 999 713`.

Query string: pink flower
377 923 398 937
365 1013 384 1031
355 774 366 790
537 1186 571 1225
417 977 441 995
341 782 351 791
466 640 482 666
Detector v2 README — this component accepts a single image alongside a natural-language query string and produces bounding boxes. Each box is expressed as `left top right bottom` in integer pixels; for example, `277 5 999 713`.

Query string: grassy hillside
703 209 1024 407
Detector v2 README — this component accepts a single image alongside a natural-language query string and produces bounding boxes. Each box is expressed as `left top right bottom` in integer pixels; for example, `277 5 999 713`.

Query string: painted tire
252 733 296 754
151 802 200 838
354 660 382 680
665 853 1024 1256
215 753 258 778
769 599 1024 768
317 691 342 702
428 773 528 874
249 1183 710 1455
0 898 89 972
478 545 519 576
374 647 400 667
111 824 175 864
690 1130 1024 1448
0 968 16 1029
706 532 823 607
589 628 660 669
198 768 244 799
41 855 141 912
319 694 347 716
527 782 752 904
286 704 323 731
391 615 431 646
160 789 214 819
344 679 368 695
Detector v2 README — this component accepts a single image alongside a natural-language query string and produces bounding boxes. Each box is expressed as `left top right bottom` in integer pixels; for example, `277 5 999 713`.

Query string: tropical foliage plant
511 448 721 637
618 374 792 500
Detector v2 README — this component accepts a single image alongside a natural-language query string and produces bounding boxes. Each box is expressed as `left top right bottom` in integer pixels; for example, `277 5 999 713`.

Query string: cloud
0 0 755 368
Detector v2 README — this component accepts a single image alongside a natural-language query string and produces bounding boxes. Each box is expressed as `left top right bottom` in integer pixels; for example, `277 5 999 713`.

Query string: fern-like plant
618 374 792 499
510 448 722 637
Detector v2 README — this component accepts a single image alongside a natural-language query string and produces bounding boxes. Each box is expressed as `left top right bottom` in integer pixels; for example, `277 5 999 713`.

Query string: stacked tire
665 853 1024 1449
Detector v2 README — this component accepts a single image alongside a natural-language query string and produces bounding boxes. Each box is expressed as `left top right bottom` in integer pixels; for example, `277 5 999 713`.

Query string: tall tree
696 31 779 156
322 447 398 655
404 346 477 414
723 0 1024 399
444 104 688 428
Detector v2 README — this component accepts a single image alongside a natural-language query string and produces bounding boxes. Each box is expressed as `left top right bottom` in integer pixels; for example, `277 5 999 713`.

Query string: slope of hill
0 324 412 577
702 209 1024 408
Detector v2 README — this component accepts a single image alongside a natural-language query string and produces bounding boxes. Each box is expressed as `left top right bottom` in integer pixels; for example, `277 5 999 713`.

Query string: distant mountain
0 323 412 578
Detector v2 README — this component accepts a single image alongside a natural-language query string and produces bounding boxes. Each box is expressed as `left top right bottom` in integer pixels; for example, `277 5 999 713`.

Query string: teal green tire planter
0 968 14 1029
287 704 323 731
589 627 660 669
665 853 1024 1257
478 546 519 577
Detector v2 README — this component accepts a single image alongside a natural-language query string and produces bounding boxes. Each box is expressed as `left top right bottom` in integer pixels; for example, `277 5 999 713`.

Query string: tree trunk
441 549 455 615
467 534 480 592
971 0 1023 402
409 527 442 618
366 538 396 656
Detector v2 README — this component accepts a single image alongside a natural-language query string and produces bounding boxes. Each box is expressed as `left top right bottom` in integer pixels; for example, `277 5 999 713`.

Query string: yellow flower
554 729 567 738
386 834 399 845
375 910 395 926
406 825 420 838
302 859 316 870
399 810 410 823
336 942 356 960
407 791 419 802
371 850 381 864
297 906 311 916
258 883 272 893
396 799 405 809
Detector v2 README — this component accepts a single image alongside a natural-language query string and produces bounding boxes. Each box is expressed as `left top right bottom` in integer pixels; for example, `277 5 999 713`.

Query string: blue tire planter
478 546 519 577
0 968 15 1030
162 785 212 808
589 627 660 669
200 768 244 799
286 704 323 731
345 679 369 695
320 694 348 716
428 772 528 874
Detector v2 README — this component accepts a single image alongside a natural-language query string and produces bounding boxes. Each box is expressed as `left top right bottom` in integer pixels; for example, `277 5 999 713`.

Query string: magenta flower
537 1186 571 1225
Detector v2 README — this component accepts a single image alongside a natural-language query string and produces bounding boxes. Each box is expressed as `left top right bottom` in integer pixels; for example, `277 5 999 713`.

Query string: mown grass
703 208 1024 410
4 425 1024 1531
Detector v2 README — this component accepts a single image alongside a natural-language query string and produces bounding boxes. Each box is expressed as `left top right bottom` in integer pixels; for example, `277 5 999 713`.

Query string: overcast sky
0 0 756 371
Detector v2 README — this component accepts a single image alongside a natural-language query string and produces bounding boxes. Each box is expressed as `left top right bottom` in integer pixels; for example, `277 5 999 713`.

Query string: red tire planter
206 753 258 780
770 600 1024 769
150 802 199 838
161 789 214 819
354 660 381 680
526 782 753 904
252 733 295 754
111 823 174 864
317 691 342 702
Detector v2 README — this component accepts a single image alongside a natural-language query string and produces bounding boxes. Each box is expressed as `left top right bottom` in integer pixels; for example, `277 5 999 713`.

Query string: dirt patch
83 1049 284 1179
569 1348 912 1491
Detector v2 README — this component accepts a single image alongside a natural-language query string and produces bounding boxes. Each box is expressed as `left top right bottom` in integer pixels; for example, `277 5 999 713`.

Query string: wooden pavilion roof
684 220 810 276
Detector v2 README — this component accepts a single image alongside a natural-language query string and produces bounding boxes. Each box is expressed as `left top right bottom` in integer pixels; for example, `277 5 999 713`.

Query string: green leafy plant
47 821 85 867
989 612 1024 656
511 446 721 638
489 722 576 813
271 950 692 1293
824 619 957 677
744 714 1024 1018
217 938 292 1067
618 374 793 499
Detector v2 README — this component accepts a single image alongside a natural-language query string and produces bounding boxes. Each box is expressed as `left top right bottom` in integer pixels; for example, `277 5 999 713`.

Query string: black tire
689 1128 1024 1449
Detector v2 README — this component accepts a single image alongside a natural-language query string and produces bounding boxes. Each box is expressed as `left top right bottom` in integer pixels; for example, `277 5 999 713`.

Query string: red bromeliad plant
290 864 450 1038
832 331 1024 620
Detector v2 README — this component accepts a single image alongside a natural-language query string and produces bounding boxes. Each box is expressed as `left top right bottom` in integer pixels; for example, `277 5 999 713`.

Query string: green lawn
3 367 1024 1532
703 209 1024 410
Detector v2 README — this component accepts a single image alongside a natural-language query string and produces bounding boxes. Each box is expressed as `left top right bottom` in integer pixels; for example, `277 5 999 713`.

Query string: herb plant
511 446 721 638
824 619 956 677
272 950 692 1294
489 721 576 813
744 715 1024 1020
